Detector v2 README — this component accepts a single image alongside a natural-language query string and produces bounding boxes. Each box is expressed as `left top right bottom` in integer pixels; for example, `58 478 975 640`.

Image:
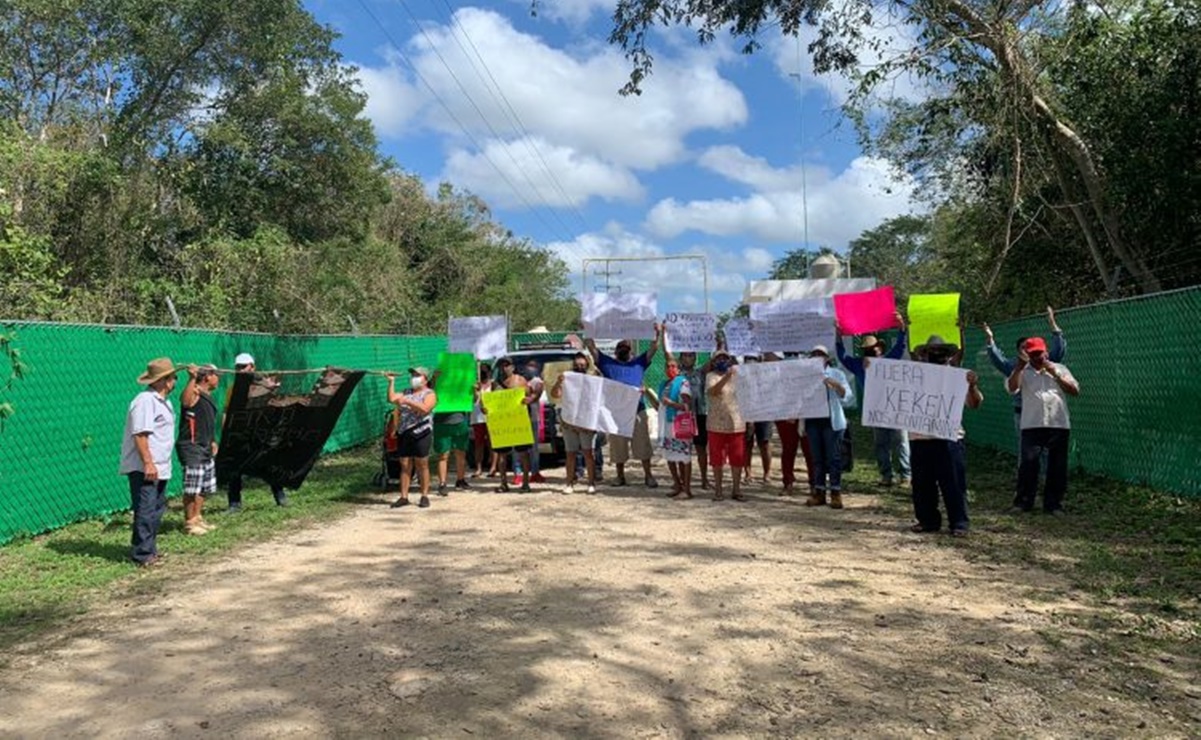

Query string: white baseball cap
234 352 255 366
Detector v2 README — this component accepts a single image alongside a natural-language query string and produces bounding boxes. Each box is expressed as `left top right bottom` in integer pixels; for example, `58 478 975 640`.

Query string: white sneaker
563 483 575 495
586 485 597 495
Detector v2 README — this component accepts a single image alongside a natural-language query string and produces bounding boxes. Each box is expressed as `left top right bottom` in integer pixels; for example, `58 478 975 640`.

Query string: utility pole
581 255 711 312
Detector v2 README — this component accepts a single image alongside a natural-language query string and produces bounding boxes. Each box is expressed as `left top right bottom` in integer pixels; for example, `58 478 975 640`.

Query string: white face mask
410 376 425 390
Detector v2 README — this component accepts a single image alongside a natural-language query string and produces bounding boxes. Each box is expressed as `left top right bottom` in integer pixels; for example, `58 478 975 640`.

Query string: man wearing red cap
1007 337 1080 514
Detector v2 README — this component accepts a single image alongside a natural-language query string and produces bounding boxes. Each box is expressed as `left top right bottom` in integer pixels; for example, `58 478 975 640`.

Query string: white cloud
352 8 747 208
645 149 916 247
444 136 643 208
525 0 617 25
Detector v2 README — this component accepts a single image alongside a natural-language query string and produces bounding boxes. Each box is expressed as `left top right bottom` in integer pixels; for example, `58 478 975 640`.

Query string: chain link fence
3 288 1199 542
0 322 445 543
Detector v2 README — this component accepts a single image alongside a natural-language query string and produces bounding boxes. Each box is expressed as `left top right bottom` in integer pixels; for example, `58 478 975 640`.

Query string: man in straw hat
837 311 911 488
119 357 179 567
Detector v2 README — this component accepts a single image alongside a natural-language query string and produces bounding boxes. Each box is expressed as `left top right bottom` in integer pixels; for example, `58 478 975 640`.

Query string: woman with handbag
387 367 438 509
647 359 695 500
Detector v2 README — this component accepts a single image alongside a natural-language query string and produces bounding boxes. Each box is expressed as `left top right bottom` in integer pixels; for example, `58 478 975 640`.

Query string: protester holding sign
739 355 774 486
387 368 437 509
431 358 474 497
512 359 547 486
907 336 983 536
586 326 661 489
1008 337 1080 515
836 311 911 488
489 358 535 494
705 351 747 502
647 358 695 500
803 346 856 509
675 351 713 490
550 353 598 495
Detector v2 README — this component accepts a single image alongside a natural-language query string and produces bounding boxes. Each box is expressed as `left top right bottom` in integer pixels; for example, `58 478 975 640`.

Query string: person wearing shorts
489 358 534 493
388 367 437 508
551 352 599 494
705 351 747 502
432 411 471 496
585 327 662 489
177 363 220 535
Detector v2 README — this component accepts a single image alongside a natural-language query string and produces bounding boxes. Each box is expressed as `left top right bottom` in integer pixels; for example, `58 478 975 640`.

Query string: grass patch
852 426 1201 649
0 446 380 653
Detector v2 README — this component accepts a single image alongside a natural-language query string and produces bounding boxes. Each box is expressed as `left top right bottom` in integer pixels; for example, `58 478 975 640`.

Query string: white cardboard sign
581 293 658 340
723 318 760 357
862 358 967 441
664 312 717 353
735 358 830 422
559 372 642 437
753 313 836 354
448 315 508 359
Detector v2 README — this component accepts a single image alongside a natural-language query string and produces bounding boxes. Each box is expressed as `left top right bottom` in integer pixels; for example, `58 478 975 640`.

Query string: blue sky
305 0 919 317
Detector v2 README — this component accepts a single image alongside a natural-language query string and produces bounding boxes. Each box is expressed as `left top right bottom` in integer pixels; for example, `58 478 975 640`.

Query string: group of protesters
119 307 1078 566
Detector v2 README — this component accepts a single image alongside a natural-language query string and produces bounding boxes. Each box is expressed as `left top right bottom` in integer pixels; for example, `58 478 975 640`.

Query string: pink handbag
673 412 697 440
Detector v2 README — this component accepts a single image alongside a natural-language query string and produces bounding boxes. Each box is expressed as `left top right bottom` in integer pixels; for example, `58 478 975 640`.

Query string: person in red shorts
705 350 748 502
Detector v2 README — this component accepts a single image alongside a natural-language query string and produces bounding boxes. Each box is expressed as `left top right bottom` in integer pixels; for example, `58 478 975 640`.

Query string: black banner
216 368 365 489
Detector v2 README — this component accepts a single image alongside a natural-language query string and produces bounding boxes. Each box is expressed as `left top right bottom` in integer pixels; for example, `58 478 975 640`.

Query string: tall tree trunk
1048 150 1118 296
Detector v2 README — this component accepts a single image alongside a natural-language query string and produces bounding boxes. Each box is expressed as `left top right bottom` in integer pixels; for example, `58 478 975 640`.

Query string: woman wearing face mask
705 350 748 502
803 345 855 509
647 358 695 500
387 367 438 508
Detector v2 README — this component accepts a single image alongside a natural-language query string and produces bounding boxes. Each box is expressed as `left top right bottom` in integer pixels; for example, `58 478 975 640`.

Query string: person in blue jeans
837 311 910 487
984 306 1066 477
803 345 856 510
119 358 179 568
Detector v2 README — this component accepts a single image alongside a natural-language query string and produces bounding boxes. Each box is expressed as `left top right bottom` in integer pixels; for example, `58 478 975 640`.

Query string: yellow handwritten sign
483 387 534 448
908 294 961 352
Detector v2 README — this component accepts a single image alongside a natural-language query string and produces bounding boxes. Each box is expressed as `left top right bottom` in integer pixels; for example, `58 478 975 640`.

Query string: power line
431 0 592 232
353 0 580 247
379 0 582 243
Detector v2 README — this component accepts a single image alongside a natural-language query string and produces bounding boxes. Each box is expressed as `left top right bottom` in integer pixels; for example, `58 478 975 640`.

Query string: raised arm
386 375 404 405
885 311 908 359
645 322 663 363
1048 307 1067 362
584 337 601 366
983 323 1015 375
181 366 201 409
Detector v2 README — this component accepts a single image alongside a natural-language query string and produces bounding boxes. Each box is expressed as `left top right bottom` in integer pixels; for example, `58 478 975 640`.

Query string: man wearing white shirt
119 358 179 567
1007 337 1081 514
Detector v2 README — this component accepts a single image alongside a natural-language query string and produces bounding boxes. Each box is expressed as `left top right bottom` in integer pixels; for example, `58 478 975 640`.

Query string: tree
766 246 837 280
606 0 1167 293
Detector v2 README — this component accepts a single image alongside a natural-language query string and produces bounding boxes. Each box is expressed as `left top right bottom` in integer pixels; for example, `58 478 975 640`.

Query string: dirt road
1 464 1197 738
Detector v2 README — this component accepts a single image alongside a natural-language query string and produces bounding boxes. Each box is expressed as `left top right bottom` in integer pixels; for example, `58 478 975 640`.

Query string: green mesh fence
0 322 445 543
958 287 1201 496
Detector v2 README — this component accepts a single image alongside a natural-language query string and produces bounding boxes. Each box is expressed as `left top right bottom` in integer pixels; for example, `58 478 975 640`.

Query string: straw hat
860 335 881 350
137 358 178 385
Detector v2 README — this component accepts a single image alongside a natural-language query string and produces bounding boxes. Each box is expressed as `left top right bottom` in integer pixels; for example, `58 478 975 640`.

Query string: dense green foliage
610 0 1201 319
0 0 578 332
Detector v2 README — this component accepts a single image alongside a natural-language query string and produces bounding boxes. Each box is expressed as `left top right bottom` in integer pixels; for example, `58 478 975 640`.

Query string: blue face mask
713 360 729 373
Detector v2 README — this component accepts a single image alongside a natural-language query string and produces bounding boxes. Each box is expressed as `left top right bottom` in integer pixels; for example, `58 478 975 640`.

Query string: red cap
1024 337 1048 354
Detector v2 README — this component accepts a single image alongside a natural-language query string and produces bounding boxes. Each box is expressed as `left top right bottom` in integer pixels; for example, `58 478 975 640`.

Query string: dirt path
1 460 1197 738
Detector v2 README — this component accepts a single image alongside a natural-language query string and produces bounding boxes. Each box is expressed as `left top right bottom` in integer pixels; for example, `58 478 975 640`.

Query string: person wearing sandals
908 335 983 536
471 364 499 479
177 363 220 536
676 351 713 490
705 351 748 502
803 345 855 510
647 358 695 500
387 367 437 509
550 353 598 495
490 358 535 494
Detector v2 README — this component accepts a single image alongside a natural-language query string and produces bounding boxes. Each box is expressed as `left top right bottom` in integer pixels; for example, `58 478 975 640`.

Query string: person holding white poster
586 326 661 489
550 353 598 495
803 346 856 510
908 336 983 536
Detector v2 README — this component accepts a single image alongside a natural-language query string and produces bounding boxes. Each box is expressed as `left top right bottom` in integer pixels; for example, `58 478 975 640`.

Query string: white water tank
809 254 842 279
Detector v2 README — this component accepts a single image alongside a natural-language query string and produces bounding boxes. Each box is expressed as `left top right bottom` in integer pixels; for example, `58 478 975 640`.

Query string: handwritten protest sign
749 298 832 320
862 358 967 441
754 313 836 354
448 315 508 359
723 318 760 357
216 369 365 489
559 373 642 438
735 358 829 422
907 293 961 352
664 312 717 353
483 387 535 448
833 287 899 334
434 352 476 413
581 292 658 340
